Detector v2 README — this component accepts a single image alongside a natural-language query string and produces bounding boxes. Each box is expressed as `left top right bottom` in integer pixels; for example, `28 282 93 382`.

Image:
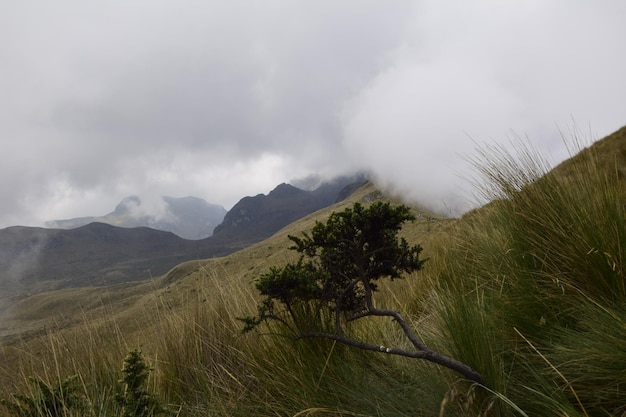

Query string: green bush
241 201 483 384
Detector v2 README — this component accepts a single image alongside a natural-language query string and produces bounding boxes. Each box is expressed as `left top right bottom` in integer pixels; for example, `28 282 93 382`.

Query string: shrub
241 201 483 384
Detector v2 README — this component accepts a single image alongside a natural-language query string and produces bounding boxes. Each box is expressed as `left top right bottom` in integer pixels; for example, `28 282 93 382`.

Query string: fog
1 1 624 226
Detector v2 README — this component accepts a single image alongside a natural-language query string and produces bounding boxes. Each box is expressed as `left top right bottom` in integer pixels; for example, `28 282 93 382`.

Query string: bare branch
297 331 483 384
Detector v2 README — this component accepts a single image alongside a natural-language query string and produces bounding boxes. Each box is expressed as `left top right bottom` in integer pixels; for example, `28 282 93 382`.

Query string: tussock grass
428 130 626 416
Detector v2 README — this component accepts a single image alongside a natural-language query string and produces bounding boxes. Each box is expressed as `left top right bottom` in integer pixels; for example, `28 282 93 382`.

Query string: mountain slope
0 182 384 346
0 223 208 296
551 124 626 181
212 175 367 246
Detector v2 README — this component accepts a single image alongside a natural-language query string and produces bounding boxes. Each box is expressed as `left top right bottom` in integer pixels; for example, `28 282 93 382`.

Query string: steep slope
2 126 626 415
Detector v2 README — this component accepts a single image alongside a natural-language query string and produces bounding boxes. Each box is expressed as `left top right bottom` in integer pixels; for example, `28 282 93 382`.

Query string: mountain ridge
0 175 367 298
212 174 367 246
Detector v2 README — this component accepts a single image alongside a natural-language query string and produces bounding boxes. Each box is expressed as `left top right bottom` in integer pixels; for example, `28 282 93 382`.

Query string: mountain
46 195 227 240
212 174 368 246
0 223 223 297
0 175 367 297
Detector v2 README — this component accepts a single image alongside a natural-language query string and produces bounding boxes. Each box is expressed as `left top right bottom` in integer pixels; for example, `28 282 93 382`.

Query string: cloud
341 1 626 215
0 1 624 227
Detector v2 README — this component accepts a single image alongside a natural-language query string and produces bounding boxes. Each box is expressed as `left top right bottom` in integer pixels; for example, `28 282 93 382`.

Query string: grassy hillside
1 126 625 416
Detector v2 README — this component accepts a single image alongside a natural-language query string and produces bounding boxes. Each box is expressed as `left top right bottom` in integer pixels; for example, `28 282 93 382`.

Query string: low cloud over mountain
46 196 227 240
1 175 367 297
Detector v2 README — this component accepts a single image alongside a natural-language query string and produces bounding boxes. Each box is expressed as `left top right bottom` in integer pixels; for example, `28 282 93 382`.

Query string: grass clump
430 132 626 416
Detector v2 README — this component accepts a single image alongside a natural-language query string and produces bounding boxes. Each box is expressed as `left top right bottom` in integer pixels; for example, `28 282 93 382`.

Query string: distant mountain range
0 174 367 296
46 195 227 240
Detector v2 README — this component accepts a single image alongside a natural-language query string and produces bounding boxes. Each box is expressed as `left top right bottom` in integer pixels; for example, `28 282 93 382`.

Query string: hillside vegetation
0 126 625 416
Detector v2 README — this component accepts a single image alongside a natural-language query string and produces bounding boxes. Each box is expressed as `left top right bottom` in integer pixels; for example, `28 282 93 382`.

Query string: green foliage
0 375 85 417
242 201 425 333
291 200 424 296
115 349 170 417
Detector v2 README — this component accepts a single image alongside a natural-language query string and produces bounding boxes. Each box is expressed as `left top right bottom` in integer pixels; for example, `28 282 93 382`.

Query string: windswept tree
241 201 483 384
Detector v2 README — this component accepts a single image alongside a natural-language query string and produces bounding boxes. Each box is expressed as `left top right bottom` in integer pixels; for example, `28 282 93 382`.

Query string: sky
1 1 625 228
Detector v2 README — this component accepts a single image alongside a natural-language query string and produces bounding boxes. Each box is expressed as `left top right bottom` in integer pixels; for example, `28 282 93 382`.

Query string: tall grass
1 324 118 415
157 262 451 416
429 137 626 416
157 264 259 415
0 306 169 416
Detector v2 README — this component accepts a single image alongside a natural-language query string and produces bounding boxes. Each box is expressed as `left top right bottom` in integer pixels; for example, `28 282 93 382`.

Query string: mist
0 1 624 227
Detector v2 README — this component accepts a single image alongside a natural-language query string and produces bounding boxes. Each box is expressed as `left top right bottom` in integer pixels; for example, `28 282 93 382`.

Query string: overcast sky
1 1 625 228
